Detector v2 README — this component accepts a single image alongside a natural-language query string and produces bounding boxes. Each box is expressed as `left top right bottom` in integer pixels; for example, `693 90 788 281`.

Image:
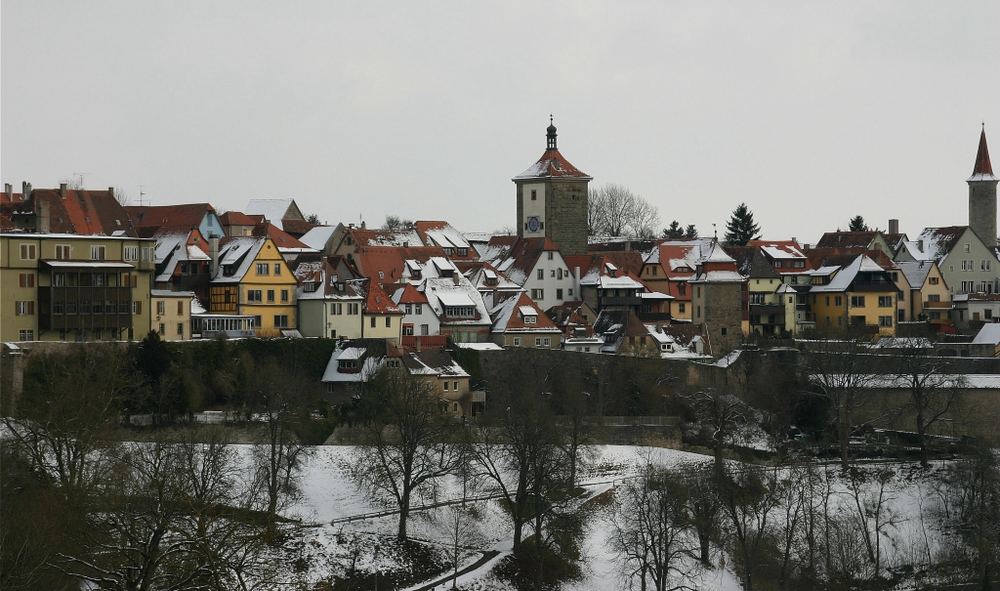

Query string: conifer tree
723 203 761 246
848 215 867 232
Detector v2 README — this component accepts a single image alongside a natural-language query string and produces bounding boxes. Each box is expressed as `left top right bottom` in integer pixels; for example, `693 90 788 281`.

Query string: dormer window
524 314 536 324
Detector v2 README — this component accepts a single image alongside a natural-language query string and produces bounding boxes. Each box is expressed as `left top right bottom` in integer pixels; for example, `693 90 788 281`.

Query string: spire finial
546 115 557 150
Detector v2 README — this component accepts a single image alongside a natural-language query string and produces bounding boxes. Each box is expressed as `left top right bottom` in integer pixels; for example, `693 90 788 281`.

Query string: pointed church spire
973 124 994 177
546 115 557 150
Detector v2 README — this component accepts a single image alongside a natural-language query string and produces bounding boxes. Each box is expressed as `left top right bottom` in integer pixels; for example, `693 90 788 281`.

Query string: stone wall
545 179 589 256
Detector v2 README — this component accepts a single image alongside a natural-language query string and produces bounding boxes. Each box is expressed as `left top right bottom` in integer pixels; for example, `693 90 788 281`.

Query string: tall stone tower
513 118 591 256
968 125 998 246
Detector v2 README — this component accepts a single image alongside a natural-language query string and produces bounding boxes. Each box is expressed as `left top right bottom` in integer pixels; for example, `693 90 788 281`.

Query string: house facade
209 237 298 336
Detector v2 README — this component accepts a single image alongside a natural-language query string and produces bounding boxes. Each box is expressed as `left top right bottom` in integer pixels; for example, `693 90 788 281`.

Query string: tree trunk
512 518 524 553
915 399 929 468
398 488 410 540
838 399 850 470
699 533 711 564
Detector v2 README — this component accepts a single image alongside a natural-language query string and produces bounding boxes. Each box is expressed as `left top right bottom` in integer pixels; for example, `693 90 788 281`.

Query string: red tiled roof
502 292 559 331
258 222 309 249
816 231 881 249
26 188 131 235
219 211 257 225
282 218 316 237
515 148 591 180
352 246 446 284
126 203 215 233
395 283 428 304
973 127 994 176
365 281 403 315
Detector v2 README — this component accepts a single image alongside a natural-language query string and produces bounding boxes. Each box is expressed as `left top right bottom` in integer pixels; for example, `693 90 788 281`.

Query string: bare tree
717 463 784 591
432 461 484 589
938 447 1000 588
681 386 751 476
890 341 963 468
382 215 414 231
2 345 136 501
802 337 879 469
244 358 313 539
841 466 902 581
348 368 464 540
589 183 660 238
608 458 697 591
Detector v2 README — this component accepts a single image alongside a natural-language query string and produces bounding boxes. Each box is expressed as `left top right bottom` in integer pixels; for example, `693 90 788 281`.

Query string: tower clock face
526 216 542 233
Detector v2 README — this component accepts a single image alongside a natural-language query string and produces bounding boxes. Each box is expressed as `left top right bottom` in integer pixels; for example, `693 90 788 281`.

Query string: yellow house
0 233 155 342
896 260 952 327
810 255 898 336
209 237 297 337
361 281 403 343
150 289 194 341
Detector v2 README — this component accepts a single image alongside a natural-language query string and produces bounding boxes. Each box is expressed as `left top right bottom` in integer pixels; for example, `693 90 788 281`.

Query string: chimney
888 219 899 235
59 183 67 198
22 181 31 199
414 337 421 353
4 183 11 201
209 237 220 276
37 195 50 234
108 186 115 200
360 220 366 229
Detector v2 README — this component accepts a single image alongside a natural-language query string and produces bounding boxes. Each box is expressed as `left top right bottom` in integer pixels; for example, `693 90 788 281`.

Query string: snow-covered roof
212 237 266 283
454 342 503 351
437 290 476 308
895 260 935 290
245 198 295 228
299 225 336 251
972 324 1000 345
810 255 883 293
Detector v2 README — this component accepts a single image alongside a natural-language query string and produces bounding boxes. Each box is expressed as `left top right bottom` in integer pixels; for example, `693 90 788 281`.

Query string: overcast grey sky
2 1 998 242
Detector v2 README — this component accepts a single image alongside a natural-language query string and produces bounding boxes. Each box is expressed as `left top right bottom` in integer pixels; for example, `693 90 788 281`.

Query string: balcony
38 286 134 331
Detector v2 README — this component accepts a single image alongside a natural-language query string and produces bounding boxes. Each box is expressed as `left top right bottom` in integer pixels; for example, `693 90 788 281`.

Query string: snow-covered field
238 444 963 590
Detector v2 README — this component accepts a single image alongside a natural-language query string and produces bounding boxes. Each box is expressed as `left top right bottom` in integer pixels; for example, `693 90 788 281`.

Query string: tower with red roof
968 124 998 246
513 117 592 256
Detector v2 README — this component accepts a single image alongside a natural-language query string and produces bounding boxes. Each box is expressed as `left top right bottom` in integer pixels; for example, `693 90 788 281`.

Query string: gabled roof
258 222 311 251
352 245 447 283
245 198 302 229
6 187 131 235
126 203 216 235
299 225 337 251
402 350 470 378
810 255 889 293
493 237 562 285
365 281 403 315
969 126 997 182
212 236 267 283
816 231 881 249
413 221 473 253
914 226 974 262
895 260 937 290
219 210 257 226
490 292 561 334
393 283 429 305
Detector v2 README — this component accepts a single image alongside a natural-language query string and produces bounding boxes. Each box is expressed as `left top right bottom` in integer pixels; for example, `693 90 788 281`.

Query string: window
177 300 183 314
18 273 35 288
281 289 289 303
158 323 165 335
513 337 521 346
157 301 166 315
879 316 893 327
928 294 940 302
721 327 728 336
133 301 142 314
124 246 138 261
547 252 553 260
403 325 414 336
253 315 262 328
247 289 262 302
15 301 35 315
850 295 865 307
18 329 34 341
961 281 975 292
19 243 36 260
531 288 544 300
964 243 971 253
405 303 412 314
537 269 544 280
256 263 269 275
443 381 450 391
55 244 71 260
524 314 536 324
677 283 686 296
535 337 542 346
385 317 391 328
90 245 106 261
267 289 275 303
415 303 422 315
677 303 685 313
177 323 184 336
141 247 151 261
370 317 376 328
421 324 429 335
551 269 556 278
274 314 289 328
750 293 766 304
878 295 893 307
835 296 843 306
987 309 994 320
984 260 992 271
929 277 939 285
274 263 282 275
531 189 537 201
543 337 551 347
